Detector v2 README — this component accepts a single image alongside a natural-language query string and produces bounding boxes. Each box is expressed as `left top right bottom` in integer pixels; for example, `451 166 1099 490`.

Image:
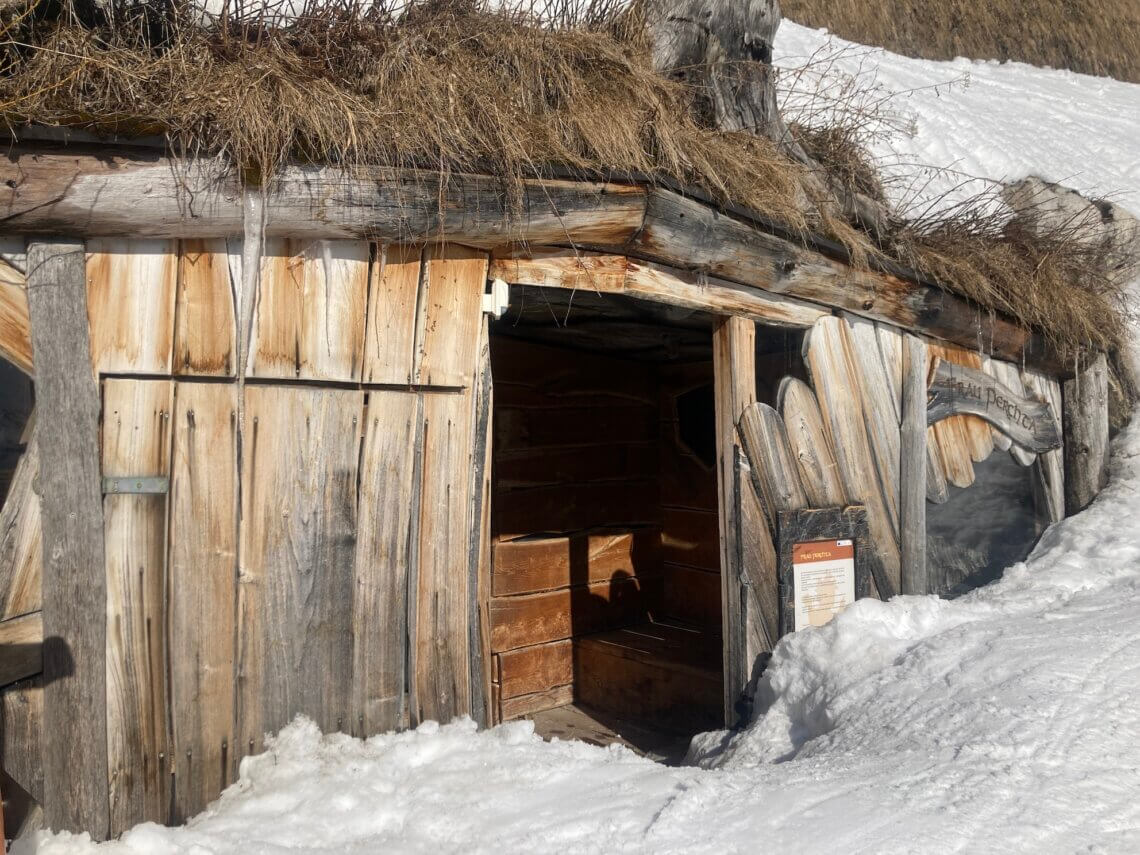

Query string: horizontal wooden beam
489 248 828 329
1 146 648 246
0 611 42 687
609 190 1066 374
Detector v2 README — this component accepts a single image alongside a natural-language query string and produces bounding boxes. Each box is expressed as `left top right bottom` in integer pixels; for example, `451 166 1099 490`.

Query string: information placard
791 538 855 631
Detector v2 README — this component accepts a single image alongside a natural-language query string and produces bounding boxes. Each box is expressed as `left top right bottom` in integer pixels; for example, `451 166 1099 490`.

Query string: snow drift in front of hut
20 21 1140 855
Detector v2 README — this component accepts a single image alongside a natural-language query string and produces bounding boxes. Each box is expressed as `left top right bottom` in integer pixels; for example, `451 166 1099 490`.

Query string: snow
774 21 1140 217
22 20 1140 855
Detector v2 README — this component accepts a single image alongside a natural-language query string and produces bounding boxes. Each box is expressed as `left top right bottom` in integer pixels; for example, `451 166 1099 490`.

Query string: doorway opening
486 287 802 762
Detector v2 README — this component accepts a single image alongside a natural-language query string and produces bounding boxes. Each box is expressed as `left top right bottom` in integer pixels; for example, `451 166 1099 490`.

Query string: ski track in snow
23 21 1140 855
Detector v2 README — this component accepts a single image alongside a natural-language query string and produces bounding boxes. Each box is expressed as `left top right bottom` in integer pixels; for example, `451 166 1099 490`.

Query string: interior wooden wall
487 337 666 721
0 238 492 835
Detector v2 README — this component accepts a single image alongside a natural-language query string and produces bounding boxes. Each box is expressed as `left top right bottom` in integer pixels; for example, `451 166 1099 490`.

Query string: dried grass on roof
0 0 1132 355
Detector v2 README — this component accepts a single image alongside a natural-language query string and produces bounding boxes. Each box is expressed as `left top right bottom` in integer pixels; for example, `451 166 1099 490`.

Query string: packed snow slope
24 23 1140 855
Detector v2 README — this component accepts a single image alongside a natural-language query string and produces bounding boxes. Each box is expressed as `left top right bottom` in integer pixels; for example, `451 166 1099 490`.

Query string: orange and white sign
792 539 855 631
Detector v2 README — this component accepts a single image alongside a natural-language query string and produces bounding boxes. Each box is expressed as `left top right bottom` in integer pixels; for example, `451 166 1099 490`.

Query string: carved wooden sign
926 356 1061 453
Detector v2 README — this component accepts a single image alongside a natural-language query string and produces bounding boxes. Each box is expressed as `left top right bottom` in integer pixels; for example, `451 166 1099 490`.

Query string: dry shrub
780 0 1140 83
0 0 1131 355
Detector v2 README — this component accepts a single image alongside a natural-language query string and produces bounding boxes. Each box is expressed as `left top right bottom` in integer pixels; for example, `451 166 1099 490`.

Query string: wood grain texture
489 574 660 651
1023 369 1065 523
737 402 808 529
981 356 1013 452
492 529 662 597
499 683 573 720
1 676 44 803
624 189 1065 372
0 430 42 619
167 381 238 822
937 344 995 462
927 343 975 489
26 238 110 837
1063 352 1110 515
0 255 33 375
471 329 494 728
496 639 573 699
990 359 1038 466
1 149 648 246
362 244 422 385
102 378 173 833
175 239 239 376
353 390 419 734
0 611 42 686
661 508 720 572
900 335 928 595
738 458 778 666
413 390 475 722
86 239 177 375
803 316 900 597
414 245 488 387
712 315 755 726
249 239 370 382
237 385 362 756
776 377 846 508
841 315 901 538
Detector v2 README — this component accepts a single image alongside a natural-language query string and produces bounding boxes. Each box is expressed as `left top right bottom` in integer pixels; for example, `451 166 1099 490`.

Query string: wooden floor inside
527 702 698 765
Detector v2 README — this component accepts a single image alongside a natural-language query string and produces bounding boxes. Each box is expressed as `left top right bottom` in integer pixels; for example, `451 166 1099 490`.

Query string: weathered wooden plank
362 244 422 385
167 381 238 822
353 390 419 734
776 377 847 508
981 356 1013 452
414 245 489 388
496 639 574 700
737 402 808 529
102 378 173 833
712 315 755 725
900 335 928 595
624 189 1066 373
875 323 903 420
237 386 362 756
990 359 1038 466
248 239 370 382
2 677 44 804
841 315 901 538
175 239 239 376
489 248 827 328
738 455 779 666
86 239 178 375
469 325 494 727
0 255 33 376
937 345 995 462
803 316 900 597
413 391 475 722
499 683 574 720
488 574 661 652
927 343 975 489
0 430 42 619
1 149 649 246
1063 352 1110 515
492 529 662 597
1023 369 1065 523
26 238 110 837
0 611 42 686
927 357 1062 453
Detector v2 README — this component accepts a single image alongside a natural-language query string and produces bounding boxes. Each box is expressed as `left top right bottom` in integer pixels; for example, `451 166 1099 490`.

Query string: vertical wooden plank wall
26 238 111 836
101 379 173 831
712 316 755 725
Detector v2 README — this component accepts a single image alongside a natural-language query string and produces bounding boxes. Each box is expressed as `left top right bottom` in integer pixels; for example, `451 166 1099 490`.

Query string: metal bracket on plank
102 476 169 495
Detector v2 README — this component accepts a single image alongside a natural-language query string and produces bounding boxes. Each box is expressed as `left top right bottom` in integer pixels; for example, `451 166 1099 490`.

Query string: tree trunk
643 0 891 236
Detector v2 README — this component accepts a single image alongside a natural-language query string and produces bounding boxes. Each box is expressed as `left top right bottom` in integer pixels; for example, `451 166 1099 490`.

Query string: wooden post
1063 352 1110 515
712 315 756 727
900 335 928 595
25 238 110 837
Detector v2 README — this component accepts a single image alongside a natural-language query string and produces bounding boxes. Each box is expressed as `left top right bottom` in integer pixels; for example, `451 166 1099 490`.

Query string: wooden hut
0 135 1112 840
